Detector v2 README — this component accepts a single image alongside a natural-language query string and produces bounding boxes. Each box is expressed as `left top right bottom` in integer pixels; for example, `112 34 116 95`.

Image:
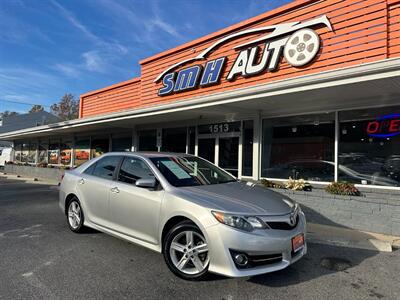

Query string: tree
50 93 79 121
29 105 44 113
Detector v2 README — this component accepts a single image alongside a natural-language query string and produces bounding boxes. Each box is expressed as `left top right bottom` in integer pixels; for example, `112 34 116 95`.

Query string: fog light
234 253 248 266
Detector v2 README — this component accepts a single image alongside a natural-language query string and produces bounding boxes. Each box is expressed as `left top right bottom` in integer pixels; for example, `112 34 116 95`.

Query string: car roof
103 151 194 159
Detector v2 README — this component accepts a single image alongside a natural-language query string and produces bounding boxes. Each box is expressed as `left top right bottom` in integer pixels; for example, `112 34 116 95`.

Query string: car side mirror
135 177 157 189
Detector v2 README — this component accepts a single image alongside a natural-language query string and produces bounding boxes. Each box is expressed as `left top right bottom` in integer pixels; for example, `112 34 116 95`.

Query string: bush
325 182 360 196
260 179 285 189
285 177 312 191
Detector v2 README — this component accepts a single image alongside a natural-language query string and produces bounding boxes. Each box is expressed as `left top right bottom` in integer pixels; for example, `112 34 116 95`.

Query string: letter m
174 66 201 92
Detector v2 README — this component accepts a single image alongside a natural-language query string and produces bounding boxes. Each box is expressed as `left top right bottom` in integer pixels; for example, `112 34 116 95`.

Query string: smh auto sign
155 15 333 96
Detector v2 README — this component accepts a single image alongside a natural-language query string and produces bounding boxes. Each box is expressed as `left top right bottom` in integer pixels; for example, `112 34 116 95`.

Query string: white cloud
53 63 80 78
82 51 105 73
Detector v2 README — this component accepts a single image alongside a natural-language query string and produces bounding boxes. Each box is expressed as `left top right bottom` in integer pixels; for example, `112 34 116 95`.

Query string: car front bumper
205 211 307 277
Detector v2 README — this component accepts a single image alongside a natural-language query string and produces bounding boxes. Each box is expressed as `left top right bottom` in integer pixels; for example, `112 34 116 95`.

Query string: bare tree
29 105 44 113
50 93 79 121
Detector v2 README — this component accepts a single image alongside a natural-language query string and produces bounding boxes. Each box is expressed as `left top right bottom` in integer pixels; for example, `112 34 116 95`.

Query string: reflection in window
92 156 120 180
262 113 335 181
162 127 187 153
242 120 253 177
339 106 400 186
14 142 22 162
112 135 132 152
75 138 90 166
38 140 48 164
118 157 153 184
138 130 157 151
91 137 109 158
28 141 37 164
21 142 29 163
48 139 59 164
60 138 72 166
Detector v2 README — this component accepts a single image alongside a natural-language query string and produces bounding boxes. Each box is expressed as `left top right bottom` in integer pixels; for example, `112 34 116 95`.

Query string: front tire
163 221 210 280
66 197 85 233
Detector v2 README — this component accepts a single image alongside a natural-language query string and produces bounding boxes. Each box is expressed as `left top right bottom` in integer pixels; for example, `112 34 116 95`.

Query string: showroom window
28 141 37 164
188 127 195 155
262 113 335 181
60 138 72 166
242 120 254 177
112 134 132 152
48 139 60 164
38 140 48 164
14 141 22 162
138 129 157 151
74 138 90 166
91 136 109 158
162 127 187 153
339 106 400 187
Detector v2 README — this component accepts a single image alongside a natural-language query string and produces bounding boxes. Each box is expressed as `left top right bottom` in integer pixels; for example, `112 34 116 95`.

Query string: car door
77 155 122 228
109 156 165 244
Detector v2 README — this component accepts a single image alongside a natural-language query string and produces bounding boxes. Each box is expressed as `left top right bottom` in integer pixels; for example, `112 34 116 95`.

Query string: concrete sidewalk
307 223 400 252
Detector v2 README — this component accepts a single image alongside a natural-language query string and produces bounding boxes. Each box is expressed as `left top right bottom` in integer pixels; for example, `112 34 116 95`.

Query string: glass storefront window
91 136 109 158
48 139 60 164
21 141 29 163
112 135 132 152
188 126 195 155
74 138 90 166
14 141 22 162
138 129 157 151
242 120 253 177
339 106 400 187
38 140 48 164
262 113 335 181
162 127 187 153
60 138 72 166
28 141 37 164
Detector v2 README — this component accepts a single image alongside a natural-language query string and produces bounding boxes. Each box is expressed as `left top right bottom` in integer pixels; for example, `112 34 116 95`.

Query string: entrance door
219 137 239 177
198 138 215 163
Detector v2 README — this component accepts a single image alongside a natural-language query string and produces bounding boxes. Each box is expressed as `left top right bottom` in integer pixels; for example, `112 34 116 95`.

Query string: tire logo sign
284 28 320 67
156 15 332 96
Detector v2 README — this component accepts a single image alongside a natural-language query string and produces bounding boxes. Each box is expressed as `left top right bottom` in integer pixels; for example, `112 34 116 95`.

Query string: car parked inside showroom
59 152 306 280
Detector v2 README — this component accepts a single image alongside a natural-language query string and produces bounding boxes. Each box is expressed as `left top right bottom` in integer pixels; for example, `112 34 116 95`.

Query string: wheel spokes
193 243 208 254
171 242 185 253
176 256 189 270
191 256 204 272
186 231 193 247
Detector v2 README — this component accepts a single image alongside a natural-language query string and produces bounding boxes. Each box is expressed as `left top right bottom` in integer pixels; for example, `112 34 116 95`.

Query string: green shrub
325 182 360 196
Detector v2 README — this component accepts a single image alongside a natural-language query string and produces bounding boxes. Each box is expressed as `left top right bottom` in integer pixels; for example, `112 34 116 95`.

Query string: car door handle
110 187 120 194
78 178 85 185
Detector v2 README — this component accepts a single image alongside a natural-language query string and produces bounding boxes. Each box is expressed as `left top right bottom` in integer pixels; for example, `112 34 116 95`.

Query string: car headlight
211 211 267 232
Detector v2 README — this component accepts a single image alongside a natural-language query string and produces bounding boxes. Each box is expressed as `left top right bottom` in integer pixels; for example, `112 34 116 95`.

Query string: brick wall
270 187 400 236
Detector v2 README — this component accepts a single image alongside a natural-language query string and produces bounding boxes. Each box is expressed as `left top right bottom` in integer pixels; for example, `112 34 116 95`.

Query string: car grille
266 215 299 230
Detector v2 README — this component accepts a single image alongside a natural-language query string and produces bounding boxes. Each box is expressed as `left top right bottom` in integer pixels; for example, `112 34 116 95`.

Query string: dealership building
1 0 400 192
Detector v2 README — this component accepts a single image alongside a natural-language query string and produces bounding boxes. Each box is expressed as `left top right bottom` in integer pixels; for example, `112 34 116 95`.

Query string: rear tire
66 197 85 233
163 221 210 280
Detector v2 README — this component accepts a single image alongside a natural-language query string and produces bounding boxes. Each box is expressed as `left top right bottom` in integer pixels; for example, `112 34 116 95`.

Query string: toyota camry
59 152 306 280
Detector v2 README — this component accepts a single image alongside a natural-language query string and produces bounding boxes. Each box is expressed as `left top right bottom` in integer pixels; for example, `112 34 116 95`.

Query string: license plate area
292 234 304 253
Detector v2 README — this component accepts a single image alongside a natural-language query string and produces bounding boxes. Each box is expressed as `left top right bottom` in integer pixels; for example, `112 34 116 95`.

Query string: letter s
158 73 176 96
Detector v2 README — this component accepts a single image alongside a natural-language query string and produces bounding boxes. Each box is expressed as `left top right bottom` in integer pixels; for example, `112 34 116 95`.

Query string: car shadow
246 203 380 287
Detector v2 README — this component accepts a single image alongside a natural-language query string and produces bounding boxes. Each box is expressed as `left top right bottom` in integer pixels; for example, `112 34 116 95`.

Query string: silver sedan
59 152 306 280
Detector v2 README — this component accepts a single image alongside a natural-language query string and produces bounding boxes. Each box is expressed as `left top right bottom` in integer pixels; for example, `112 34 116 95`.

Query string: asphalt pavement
0 176 399 300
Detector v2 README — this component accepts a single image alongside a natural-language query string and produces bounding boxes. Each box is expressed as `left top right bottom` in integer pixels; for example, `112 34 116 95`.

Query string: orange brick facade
79 0 400 118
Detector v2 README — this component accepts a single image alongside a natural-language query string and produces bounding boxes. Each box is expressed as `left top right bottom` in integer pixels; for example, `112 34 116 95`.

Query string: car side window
83 163 97 175
92 156 121 180
118 157 154 184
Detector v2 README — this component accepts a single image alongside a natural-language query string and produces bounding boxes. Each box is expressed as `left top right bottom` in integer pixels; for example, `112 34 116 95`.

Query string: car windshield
150 156 236 187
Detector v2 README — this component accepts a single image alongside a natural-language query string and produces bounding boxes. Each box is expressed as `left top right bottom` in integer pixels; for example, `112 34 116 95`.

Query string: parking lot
0 176 399 300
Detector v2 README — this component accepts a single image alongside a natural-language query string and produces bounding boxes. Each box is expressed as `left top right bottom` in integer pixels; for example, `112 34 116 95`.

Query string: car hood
177 181 295 215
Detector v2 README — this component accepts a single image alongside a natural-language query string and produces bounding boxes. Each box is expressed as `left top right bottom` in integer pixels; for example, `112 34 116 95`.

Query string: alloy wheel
68 201 82 230
169 230 209 275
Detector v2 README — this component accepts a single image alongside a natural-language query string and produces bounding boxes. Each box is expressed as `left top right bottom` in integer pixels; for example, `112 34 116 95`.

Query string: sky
0 0 291 114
